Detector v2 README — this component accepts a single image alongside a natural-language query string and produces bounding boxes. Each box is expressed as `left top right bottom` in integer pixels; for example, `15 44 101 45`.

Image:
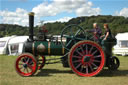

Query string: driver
87 23 102 41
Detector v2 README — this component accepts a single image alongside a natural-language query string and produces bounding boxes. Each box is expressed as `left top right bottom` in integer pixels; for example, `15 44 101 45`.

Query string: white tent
113 32 128 56
0 36 16 54
0 36 28 55
8 36 29 55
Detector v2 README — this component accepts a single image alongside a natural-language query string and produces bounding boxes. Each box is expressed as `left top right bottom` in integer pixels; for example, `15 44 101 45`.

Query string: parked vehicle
113 32 128 56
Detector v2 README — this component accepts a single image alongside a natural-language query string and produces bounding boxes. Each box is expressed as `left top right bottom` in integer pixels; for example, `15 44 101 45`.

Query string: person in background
38 25 48 41
42 25 48 33
101 24 112 40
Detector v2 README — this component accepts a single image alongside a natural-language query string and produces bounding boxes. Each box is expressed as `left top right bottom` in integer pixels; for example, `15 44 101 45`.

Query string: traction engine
15 12 120 77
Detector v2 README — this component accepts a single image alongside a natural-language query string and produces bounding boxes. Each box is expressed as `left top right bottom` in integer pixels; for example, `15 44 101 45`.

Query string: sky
0 0 128 26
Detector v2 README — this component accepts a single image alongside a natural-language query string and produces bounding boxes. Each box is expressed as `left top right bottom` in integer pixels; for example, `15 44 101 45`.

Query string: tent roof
116 32 128 41
0 36 16 42
8 36 29 44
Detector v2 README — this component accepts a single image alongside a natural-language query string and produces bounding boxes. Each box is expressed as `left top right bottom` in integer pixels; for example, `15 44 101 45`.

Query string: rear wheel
15 53 38 76
68 40 105 77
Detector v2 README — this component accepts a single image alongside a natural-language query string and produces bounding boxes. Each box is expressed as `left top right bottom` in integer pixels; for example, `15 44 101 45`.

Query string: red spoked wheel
68 40 105 77
37 56 46 70
15 53 38 76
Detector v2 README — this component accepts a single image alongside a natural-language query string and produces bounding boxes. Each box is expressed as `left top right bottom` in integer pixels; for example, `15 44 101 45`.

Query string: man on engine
87 23 102 41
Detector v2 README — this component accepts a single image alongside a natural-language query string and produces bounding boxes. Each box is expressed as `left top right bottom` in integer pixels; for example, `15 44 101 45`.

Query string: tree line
0 15 128 37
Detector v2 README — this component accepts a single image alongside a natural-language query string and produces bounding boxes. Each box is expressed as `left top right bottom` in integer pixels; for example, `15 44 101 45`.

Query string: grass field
0 55 128 85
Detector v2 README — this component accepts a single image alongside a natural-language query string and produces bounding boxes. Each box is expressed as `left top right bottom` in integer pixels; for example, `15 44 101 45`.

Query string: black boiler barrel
28 12 34 41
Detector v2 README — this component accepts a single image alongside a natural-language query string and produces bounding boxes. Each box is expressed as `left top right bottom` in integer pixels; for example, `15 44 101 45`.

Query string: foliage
0 15 128 37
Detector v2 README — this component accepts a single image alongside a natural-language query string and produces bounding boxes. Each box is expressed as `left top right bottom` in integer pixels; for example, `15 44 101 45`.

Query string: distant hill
0 15 128 37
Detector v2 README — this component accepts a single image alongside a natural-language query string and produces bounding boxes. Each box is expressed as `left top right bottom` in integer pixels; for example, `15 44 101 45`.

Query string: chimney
28 12 34 41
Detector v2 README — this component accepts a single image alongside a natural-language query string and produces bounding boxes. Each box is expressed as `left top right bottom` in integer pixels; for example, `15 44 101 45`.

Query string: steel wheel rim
69 41 105 77
16 54 37 76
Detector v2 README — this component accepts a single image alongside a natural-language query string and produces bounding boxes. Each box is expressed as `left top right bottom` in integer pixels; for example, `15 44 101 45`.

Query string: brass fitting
28 12 35 16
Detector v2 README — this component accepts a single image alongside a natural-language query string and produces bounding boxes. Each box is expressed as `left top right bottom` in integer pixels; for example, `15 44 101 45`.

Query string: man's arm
96 28 102 35
86 29 95 32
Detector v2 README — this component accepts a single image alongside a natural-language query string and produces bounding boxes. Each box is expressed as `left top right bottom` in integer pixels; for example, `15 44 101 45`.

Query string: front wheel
68 40 105 77
15 53 38 76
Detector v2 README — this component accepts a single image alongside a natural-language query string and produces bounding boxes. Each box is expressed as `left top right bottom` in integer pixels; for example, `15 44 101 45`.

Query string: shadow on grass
34 68 128 77
98 69 128 77
34 68 73 77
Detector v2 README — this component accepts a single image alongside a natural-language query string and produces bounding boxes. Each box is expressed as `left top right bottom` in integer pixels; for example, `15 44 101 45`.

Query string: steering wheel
61 24 87 51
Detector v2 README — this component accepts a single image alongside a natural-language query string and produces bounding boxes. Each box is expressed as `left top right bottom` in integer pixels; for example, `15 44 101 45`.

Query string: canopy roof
0 36 28 44
116 32 128 41
8 36 28 44
0 36 16 42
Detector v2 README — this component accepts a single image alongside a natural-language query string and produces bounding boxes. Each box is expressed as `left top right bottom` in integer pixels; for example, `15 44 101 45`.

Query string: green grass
0 55 128 85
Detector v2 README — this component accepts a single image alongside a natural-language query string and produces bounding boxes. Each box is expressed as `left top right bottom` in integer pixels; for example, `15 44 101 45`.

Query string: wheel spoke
63 35 70 38
92 63 98 68
75 29 81 36
72 39 77 45
28 65 33 71
86 44 88 54
89 35 94 40
86 65 89 74
28 60 33 65
73 56 82 59
23 68 26 72
24 57 27 62
80 66 84 72
73 60 81 63
89 46 94 54
76 63 82 69
70 27 74 36
26 68 29 73
75 49 84 57
94 55 101 58
64 52 69 57
93 60 101 63
26 58 30 64
66 39 73 47
90 36 94 40
80 45 85 55
92 50 97 55
19 66 23 69
21 58 25 63
18 63 23 65
89 64 93 72
74 37 84 41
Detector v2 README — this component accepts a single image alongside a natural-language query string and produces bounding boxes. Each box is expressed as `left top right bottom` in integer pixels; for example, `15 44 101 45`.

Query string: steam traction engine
15 12 120 77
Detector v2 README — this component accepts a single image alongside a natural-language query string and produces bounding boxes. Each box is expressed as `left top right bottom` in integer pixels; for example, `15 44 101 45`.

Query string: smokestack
28 12 34 41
